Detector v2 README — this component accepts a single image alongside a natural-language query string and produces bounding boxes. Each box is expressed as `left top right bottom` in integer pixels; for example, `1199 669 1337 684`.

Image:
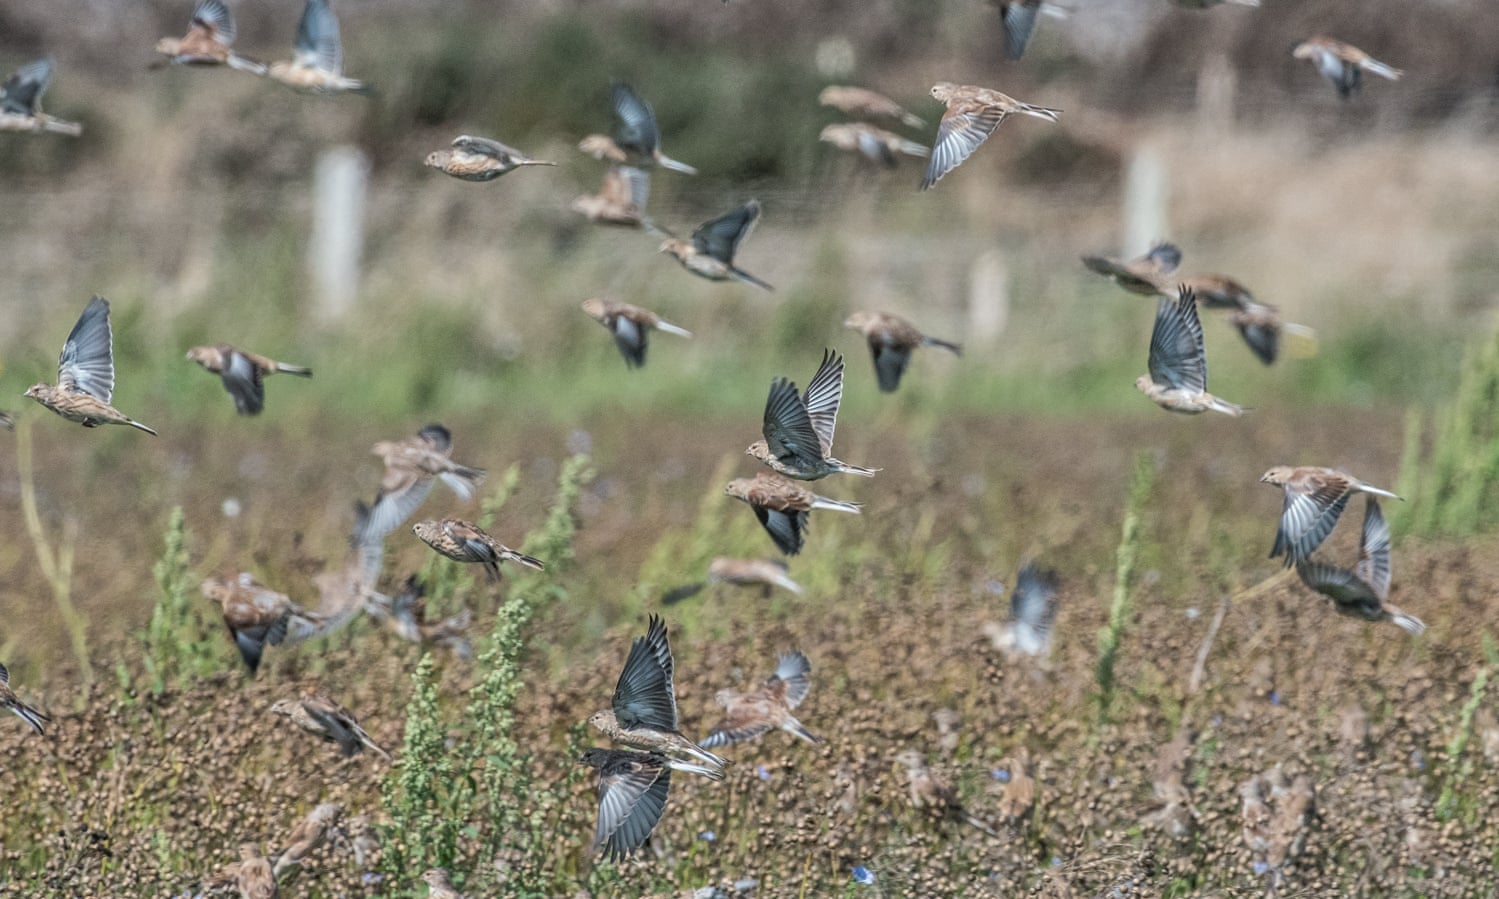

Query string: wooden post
1123 143 1168 259
968 249 1009 344
309 145 369 319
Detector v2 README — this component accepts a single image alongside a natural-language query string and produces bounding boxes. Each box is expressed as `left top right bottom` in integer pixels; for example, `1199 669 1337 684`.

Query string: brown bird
235 843 278 899
1295 499 1425 635
267 0 372 95
895 750 999 836
819 123 929 167
578 82 697 175
571 164 660 231
660 200 773 291
579 748 675 862
991 1 1069 60
702 651 820 748
991 747 1036 827
356 424 487 543
1260 465 1401 566
1176 274 1316 365
587 615 728 777
0 662 49 735
1081 242 1182 296
748 349 878 480
1136 286 1244 416
424 135 556 182
273 801 342 876
581 298 692 368
421 868 465 898
0 58 82 136
817 86 924 129
270 691 390 758
411 518 544 582
1263 769 1316 890
365 575 474 659
25 296 157 435
661 557 805 605
201 573 328 674
1293 36 1402 100
921 82 1060 190
153 0 267 74
186 343 312 415
844 310 961 393
725 472 862 556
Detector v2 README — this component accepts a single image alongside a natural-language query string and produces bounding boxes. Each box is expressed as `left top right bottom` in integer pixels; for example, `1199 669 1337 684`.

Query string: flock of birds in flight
0 0 1425 893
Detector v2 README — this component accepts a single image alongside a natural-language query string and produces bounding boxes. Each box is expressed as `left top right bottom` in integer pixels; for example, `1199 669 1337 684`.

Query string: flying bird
587 615 728 778
819 123 929 167
1081 242 1181 296
747 349 878 480
991 1 1069 60
1293 36 1402 99
817 86 924 128
267 0 373 95
1177 274 1316 365
411 519 543 582
25 296 157 435
724 472 862 556
186 344 312 415
579 748 676 862
982 562 1060 658
201 573 329 674
1295 499 1425 635
895 749 999 836
921 82 1059 190
844 310 961 393
1260 465 1402 566
423 135 556 182
235 843 278 899
0 57 81 136
270 691 390 758
0 662 49 735
1135 286 1244 416
581 298 692 368
659 200 773 291
577 82 697 174
661 557 804 605
356 424 486 543
701 651 820 748
152 0 267 74
571 164 660 231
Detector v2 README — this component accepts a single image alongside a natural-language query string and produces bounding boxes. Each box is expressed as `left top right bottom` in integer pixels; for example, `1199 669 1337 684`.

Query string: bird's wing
595 761 670 862
612 615 679 730
754 506 807 556
56 296 115 402
762 377 820 462
921 104 1006 190
1355 498 1391 600
293 0 343 74
359 473 435 543
1000 0 1040 60
220 350 266 415
192 0 236 46
1272 485 1350 564
611 315 647 367
1010 562 1059 647
610 82 660 155
871 343 911 393
691 201 761 263
801 349 845 455
0 58 51 116
451 135 516 160
1147 287 1208 392
701 701 775 748
774 651 813 708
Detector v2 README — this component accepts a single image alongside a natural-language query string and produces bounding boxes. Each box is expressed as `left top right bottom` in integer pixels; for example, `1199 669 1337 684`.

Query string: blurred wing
56 296 115 402
0 58 51 116
800 349 845 455
451 135 515 160
872 343 910 392
611 82 659 155
612 615 679 730
612 316 647 368
1145 242 1183 275
774 651 813 708
596 763 669 862
220 350 265 415
701 703 774 748
1000 1 1040 60
1147 288 1207 392
1356 498 1391 600
1233 312 1280 365
193 0 236 45
755 507 807 556
616 165 650 211
1294 559 1366 602
358 474 435 543
921 106 1005 190
0 661 8 684
762 377 820 462
691 201 760 264
1272 487 1350 565
293 0 342 74
1009 562 1058 645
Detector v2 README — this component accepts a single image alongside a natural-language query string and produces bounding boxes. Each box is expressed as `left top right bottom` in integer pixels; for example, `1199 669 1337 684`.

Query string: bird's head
930 82 957 102
581 298 607 321
844 311 874 331
1260 466 1293 486
422 150 449 170
658 238 688 258
268 699 296 717
154 37 181 56
23 384 48 400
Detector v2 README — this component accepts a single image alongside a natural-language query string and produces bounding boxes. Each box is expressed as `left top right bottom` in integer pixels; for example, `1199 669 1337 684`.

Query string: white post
1196 52 1237 130
968 249 1009 344
309 145 368 319
1122 144 1168 259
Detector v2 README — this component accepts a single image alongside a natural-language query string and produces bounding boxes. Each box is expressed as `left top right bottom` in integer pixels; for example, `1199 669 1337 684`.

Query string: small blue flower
1410 749 1426 771
757 764 772 781
852 866 876 885
1050 856 1062 867
361 872 383 884
1252 861 1269 876
699 830 716 842
1211 714 1223 727
1269 691 1282 706
992 768 1011 783
1185 606 1200 620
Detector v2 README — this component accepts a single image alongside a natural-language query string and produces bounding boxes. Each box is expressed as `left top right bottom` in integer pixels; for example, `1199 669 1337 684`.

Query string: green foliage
380 653 461 884
1436 666 1489 822
1096 452 1154 726
140 507 220 693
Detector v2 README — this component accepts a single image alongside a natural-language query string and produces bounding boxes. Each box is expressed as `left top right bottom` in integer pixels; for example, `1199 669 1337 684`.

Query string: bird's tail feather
1388 609 1426 636
438 466 487 500
128 418 159 436
1361 58 1403 81
10 702 49 735
731 266 775 292
923 337 963 356
505 551 546 572
655 321 693 339
1017 104 1062 124
810 496 863 514
227 54 268 76
657 155 699 175
276 362 314 377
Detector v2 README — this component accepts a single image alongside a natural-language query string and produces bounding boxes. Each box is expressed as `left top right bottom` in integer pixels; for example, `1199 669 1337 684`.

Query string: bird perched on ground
748 349 878 480
1295 499 1425 635
661 557 804 605
895 750 999 836
921 82 1059 190
186 344 312 415
991 747 1036 827
702 651 820 748
817 86 924 128
152 0 267 74
1176 274 1316 365
843 310 961 393
982 562 1060 659
1259 465 1402 566
1081 242 1182 296
423 135 555 182
201 573 329 674
26 296 157 435
0 662 49 735
0 58 81 135
355 424 486 543
819 123 929 167
267 0 372 95
1136 286 1244 416
581 298 692 368
270 691 390 759
1293 37 1402 99
660 200 773 291
1242 768 1316 890
273 802 342 876
571 164 660 231
412 519 543 582
990 1 1069 60
236 843 278 899
588 615 728 778
421 868 465 898
725 472 862 556
578 82 697 174
579 748 677 861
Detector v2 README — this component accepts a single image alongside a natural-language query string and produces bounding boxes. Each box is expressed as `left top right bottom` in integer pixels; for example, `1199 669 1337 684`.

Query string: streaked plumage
1135 286 1244 416
424 135 556 182
582 298 692 368
356 425 486 543
202 573 327 674
588 615 728 777
580 748 675 862
844 310 961 393
236 843 277 899
1293 36 1402 100
747 349 878 480
1295 499 1424 635
26 296 157 435
0 58 81 136
1081 242 1181 296
1260 465 1402 566
992 748 1036 826
817 86 924 129
267 0 372 95
895 750 999 836
1176 274 1316 366
578 82 697 175
412 518 542 582
819 123 928 167
273 802 342 876
702 651 820 748
660 200 773 291
186 343 312 415
983 562 1059 658
270 692 389 758
421 868 465 899
571 163 662 231
724 472 862 556
921 82 1059 191
153 0 267 74
0 662 49 735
